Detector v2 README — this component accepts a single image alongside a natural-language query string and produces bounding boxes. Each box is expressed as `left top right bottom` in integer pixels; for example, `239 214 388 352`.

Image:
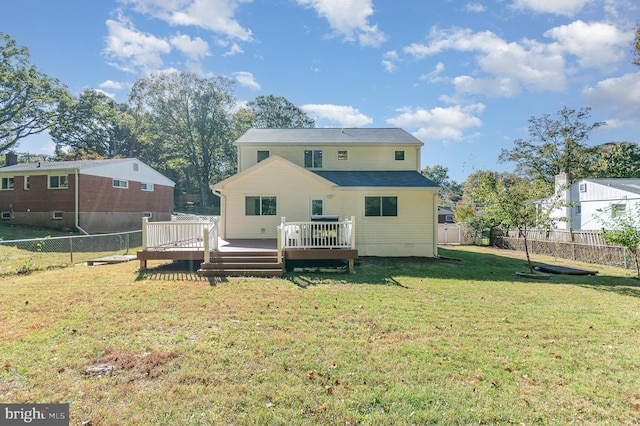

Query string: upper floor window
245 196 277 216
611 204 626 218
304 150 323 168
257 150 270 162
338 150 348 161
141 183 154 191
1 177 14 190
24 176 30 190
113 179 129 189
394 150 405 161
49 175 68 189
579 183 587 193
365 196 398 217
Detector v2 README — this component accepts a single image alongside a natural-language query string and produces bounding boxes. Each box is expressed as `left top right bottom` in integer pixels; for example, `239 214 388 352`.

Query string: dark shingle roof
235 128 423 146
312 171 439 188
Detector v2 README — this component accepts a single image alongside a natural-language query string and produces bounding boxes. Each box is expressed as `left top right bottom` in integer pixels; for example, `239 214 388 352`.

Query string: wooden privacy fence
490 228 631 269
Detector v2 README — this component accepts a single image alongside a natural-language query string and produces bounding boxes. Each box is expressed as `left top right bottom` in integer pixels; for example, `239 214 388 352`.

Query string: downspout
433 191 438 257
75 169 88 235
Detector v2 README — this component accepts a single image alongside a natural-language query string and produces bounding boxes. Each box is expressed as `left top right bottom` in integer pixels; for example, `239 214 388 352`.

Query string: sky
2 0 639 183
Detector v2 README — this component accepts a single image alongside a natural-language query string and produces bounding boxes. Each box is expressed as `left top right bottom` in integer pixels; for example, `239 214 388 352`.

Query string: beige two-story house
212 128 440 257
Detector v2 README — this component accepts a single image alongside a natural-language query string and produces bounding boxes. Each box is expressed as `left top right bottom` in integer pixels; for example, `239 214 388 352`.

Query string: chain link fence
490 229 631 269
0 231 141 276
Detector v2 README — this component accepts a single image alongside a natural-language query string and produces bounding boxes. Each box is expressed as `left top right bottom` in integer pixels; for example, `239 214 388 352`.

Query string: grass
0 222 77 241
1 246 639 425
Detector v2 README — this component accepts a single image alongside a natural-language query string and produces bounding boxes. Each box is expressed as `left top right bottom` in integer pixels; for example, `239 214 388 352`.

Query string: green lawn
0 222 77 241
1 246 639 425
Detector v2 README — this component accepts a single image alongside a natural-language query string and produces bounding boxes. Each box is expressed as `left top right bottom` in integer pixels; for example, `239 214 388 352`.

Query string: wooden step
197 250 283 277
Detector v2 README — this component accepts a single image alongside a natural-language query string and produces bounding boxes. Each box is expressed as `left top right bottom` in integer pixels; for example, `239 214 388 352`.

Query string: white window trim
24 176 30 190
113 179 129 189
1 177 15 190
49 175 69 189
52 211 63 220
1 211 11 220
143 211 153 218
141 183 154 191
337 150 349 161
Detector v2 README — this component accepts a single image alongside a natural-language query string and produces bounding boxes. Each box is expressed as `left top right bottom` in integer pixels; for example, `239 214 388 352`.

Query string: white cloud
99 80 125 90
386 104 484 141
510 0 593 16
301 104 373 127
104 16 171 73
582 72 640 118
544 20 632 69
382 50 399 72
295 0 387 47
465 3 485 12
223 43 244 56
124 0 253 41
420 62 446 83
403 27 567 96
234 71 261 90
170 33 210 60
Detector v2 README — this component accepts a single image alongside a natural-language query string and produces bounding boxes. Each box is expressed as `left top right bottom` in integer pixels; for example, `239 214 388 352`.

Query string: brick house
0 157 175 233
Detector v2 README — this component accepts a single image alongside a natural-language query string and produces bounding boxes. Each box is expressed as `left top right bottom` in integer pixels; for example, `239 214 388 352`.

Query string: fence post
69 236 73 264
142 217 148 250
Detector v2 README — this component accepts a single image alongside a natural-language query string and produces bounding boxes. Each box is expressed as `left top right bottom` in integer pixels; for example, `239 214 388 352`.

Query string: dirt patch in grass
85 349 179 380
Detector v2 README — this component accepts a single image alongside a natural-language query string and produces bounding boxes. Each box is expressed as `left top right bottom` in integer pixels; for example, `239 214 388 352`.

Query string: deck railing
277 216 355 262
203 218 220 263
142 216 219 250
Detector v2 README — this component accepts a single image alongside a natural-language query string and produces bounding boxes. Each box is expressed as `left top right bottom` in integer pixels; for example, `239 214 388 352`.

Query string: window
575 204 581 215
143 212 153 218
304 150 323 168
1 177 14 190
113 179 128 189
311 199 324 216
257 150 270 162
338 150 348 161
611 204 626 217
245 196 277 216
1 211 11 220
49 175 68 189
365 196 398 217
24 176 30 190
579 183 587 193
52 211 63 220
141 183 154 191
394 150 405 161
133 163 139 172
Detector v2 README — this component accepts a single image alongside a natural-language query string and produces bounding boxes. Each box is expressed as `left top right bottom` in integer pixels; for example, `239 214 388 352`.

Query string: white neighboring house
544 172 640 230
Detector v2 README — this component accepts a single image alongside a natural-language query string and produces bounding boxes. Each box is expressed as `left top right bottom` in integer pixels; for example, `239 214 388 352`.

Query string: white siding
238 145 420 172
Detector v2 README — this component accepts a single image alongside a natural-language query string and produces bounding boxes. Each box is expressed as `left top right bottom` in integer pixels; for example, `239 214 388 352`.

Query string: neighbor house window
49 175 68 189
143 212 153 218
394 150 405 161
1 211 11 220
304 150 323 168
245 196 277 216
141 183 154 191
257 150 270 162
338 150 348 161
113 179 128 189
1 177 14 190
365 196 398 217
52 211 63 220
575 204 581 215
24 176 30 190
133 163 139 172
579 183 587 193
611 204 626 217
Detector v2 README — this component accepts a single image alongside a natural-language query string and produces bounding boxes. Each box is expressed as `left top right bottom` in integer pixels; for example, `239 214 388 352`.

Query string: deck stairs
197 250 283 277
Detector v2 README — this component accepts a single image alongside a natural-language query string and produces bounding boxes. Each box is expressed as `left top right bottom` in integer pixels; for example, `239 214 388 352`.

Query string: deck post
350 216 356 249
203 226 210 264
277 217 285 264
142 217 149 250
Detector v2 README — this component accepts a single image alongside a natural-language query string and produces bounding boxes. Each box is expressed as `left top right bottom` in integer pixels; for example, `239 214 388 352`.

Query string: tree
50 89 134 157
599 204 640 279
247 95 315 128
471 172 557 274
129 72 237 207
422 165 462 205
587 142 640 178
1 33 70 153
499 107 605 190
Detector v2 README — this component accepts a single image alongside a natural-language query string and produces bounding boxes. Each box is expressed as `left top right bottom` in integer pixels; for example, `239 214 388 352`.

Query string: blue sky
2 0 639 183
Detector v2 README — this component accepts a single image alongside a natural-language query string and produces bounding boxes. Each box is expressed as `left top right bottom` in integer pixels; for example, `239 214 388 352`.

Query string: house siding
238 145 420 172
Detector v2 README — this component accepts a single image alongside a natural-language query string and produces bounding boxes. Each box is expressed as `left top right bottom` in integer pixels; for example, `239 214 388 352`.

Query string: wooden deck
137 238 358 275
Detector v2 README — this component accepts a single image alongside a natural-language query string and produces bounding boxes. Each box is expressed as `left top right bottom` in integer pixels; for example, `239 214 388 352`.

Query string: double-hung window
304 150 323 168
141 183 154 191
113 179 128 189
1 177 14 190
365 196 398 217
245 196 277 216
49 175 68 189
